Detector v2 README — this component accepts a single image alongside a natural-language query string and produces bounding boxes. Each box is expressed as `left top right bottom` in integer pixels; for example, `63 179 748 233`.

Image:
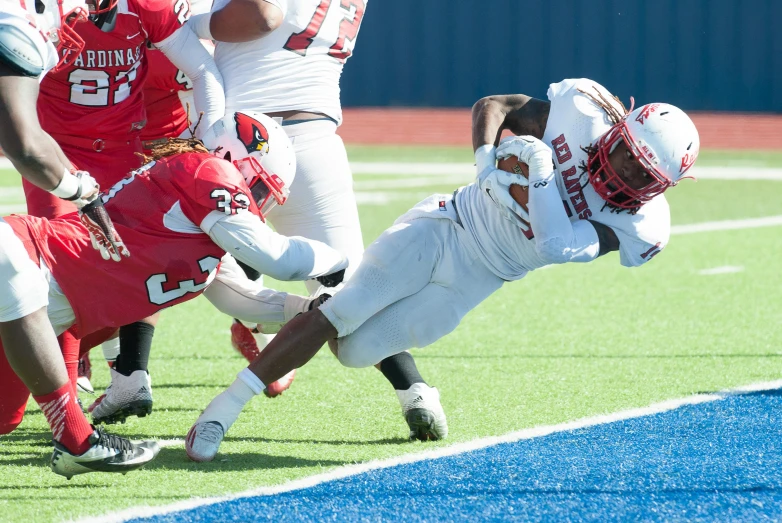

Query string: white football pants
319 216 505 368
0 218 48 322
266 120 364 295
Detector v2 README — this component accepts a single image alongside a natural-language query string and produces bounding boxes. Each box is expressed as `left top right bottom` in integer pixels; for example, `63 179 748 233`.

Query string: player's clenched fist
496 136 555 183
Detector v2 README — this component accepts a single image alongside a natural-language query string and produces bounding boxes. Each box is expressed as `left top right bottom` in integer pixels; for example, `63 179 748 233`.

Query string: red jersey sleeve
178 156 261 227
134 0 190 44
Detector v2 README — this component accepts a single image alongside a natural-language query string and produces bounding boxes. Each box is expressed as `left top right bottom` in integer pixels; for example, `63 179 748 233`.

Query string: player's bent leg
0 340 31 435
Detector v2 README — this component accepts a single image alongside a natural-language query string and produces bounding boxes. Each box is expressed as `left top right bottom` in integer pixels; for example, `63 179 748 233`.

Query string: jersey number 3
284 0 365 63
146 256 220 305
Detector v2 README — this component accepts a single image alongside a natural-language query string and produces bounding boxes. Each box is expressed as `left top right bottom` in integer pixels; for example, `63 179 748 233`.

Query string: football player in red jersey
0 111 347 476
27 0 225 403
0 0 156 479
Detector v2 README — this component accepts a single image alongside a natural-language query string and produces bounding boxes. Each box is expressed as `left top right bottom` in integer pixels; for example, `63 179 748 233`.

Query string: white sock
101 338 121 364
198 369 266 430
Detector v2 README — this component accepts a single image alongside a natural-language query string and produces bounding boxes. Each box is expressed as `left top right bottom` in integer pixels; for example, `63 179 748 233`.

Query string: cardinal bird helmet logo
234 113 270 155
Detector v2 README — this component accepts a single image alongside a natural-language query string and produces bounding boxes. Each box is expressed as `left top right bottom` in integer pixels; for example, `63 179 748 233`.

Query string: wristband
474 144 496 174
50 170 81 200
188 13 214 41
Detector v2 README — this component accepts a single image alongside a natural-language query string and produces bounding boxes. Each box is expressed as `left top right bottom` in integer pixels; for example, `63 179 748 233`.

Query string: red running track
338 108 782 150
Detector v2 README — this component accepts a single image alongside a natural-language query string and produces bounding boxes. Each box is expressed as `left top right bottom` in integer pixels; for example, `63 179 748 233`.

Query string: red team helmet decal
234 113 270 155
680 152 697 174
635 103 661 125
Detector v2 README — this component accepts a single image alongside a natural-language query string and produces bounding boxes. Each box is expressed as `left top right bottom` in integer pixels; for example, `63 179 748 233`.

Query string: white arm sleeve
202 210 348 281
154 25 225 140
203 254 312 329
528 174 601 264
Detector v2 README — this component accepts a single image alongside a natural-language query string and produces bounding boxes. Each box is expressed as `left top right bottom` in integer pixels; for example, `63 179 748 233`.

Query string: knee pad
0 23 45 77
336 336 382 369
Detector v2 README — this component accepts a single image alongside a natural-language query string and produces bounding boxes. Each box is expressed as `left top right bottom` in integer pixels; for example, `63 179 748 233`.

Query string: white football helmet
588 103 700 209
210 111 296 221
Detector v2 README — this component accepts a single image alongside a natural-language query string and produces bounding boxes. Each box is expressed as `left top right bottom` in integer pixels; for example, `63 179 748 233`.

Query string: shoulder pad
0 23 45 77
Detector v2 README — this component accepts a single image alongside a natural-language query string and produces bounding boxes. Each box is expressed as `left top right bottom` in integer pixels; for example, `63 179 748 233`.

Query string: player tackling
185 78 700 461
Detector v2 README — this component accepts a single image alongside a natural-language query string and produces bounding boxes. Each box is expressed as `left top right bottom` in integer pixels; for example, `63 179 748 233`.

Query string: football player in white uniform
0 0 156 477
188 0 447 440
184 78 701 462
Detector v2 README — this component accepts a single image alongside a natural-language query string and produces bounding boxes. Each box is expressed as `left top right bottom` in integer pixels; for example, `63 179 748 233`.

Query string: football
497 155 530 210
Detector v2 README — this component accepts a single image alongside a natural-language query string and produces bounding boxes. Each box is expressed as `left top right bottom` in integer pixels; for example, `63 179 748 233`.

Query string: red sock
59 329 81 395
33 382 93 455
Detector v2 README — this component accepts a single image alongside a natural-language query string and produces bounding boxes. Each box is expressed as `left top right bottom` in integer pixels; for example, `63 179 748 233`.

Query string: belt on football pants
50 133 142 153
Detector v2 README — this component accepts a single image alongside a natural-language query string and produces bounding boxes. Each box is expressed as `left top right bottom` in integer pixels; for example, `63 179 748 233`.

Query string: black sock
114 322 155 376
236 259 261 281
234 259 261 324
378 351 427 391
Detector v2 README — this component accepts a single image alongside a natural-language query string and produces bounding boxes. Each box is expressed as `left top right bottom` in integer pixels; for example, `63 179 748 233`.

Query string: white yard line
671 215 782 235
698 266 745 275
74 379 782 523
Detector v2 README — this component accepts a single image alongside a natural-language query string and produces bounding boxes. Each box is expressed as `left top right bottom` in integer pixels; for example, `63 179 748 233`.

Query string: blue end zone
130 388 782 522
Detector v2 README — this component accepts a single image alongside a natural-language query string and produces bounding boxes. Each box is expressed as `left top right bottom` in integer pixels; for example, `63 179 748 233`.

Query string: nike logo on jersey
127 32 140 39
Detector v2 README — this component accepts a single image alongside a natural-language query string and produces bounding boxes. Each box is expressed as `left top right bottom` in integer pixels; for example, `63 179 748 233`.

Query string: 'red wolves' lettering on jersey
4 153 259 337
37 0 189 141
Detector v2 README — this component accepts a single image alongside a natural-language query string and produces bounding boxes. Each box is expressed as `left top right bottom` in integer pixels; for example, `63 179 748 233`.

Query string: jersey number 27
284 0 366 63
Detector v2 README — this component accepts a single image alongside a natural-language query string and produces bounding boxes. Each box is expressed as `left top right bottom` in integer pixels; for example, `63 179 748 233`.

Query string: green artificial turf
1 147 781 522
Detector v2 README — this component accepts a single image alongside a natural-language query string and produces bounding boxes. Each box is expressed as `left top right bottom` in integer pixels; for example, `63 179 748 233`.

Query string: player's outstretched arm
189 0 283 43
203 211 348 282
154 25 225 140
0 67 73 191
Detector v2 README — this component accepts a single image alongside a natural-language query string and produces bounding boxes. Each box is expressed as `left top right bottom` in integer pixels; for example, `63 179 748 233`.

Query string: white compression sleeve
203 211 348 281
527 169 601 264
154 25 225 139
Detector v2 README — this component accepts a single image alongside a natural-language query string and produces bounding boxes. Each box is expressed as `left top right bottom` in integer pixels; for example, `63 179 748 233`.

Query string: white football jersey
0 1 59 79
212 0 367 124
455 78 670 281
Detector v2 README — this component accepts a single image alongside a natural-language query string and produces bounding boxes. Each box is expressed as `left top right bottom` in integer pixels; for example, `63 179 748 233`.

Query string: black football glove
308 293 332 311
316 269 345 288
79 198 130 262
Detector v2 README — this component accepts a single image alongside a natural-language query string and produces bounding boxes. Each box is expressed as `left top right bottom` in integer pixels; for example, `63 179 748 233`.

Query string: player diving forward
185 78 701 461
0 112 347 478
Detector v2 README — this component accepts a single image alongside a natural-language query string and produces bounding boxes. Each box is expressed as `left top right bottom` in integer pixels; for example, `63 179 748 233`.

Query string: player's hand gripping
316 268 346 288
477 165 530 229
67 171 131 262
496 136 555 183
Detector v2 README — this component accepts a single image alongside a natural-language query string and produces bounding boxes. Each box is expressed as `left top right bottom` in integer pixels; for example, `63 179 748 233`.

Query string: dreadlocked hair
575 87 640 215
135 106 210 163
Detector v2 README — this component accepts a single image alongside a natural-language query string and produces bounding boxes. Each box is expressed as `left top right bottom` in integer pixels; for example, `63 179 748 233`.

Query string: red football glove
78 198 131 262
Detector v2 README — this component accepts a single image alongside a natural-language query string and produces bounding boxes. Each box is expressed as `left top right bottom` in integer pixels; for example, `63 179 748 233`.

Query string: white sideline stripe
74 379 782 523
699 265 745 275
350 162 782 181
671 215 782 235
157 439 184 448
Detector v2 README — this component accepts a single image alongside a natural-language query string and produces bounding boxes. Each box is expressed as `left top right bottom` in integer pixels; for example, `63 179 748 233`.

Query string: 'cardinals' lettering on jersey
0 1 59 79
37 0 189 141
213 0 367 124
455 79 670 281
4 153 260 337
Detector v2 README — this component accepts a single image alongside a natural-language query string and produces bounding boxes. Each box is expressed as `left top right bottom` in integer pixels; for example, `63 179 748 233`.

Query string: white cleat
89 368 153 425
51 427 159 479
185 420 226 462
397 383 449 441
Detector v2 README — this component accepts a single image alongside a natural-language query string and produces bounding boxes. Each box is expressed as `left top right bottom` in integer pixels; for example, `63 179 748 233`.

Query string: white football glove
477 166 530 230
474 144 496 177
496 135 555 183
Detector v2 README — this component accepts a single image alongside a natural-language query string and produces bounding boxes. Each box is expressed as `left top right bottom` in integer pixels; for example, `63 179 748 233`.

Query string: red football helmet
588 102 700 209
41 0 89 71
210 111 296 221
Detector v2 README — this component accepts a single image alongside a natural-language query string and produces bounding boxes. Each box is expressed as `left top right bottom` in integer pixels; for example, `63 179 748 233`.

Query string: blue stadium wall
341 0 782 113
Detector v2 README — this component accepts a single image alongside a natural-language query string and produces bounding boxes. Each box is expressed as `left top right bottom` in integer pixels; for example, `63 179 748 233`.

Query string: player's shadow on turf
221 436 411 445
146 447 352 471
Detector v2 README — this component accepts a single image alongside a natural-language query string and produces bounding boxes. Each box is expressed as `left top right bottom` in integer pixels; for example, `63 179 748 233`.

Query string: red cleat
230 320 260 362
264 369 296 398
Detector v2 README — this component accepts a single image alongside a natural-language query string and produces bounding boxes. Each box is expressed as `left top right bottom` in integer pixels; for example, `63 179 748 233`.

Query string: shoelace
196 422 224 444
93 427 135 453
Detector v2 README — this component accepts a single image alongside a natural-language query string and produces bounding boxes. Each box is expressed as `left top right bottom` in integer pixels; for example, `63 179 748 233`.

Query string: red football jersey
141 49 190 141
37 0 190 141
5 153 260 338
